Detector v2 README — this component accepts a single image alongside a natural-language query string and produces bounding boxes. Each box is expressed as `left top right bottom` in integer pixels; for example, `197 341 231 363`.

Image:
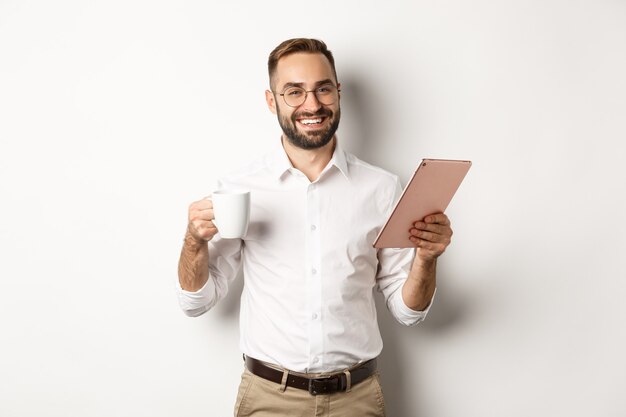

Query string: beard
277 106 341 150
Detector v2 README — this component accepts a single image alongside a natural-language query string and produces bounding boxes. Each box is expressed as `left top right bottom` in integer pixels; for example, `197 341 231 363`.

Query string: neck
281 135 336 182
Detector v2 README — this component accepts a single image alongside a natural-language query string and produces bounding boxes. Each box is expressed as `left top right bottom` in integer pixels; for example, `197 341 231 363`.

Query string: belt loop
278 369 289 392
343 370 352 393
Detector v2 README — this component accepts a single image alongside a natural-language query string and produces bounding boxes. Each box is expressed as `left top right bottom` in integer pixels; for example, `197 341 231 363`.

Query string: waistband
244 355 377 396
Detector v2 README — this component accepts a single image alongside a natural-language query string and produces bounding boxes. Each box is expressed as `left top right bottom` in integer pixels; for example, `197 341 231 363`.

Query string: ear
265 90 277 115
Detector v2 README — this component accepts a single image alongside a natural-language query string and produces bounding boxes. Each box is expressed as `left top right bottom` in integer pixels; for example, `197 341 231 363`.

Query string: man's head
265 38 341 150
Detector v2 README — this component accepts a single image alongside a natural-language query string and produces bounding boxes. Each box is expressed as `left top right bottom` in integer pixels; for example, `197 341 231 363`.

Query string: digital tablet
373 159 472 248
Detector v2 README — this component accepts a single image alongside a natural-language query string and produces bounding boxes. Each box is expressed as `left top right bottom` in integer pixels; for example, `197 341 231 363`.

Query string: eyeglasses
274 84 340 108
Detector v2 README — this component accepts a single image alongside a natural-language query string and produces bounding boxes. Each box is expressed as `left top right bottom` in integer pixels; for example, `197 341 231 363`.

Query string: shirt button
310 225 316 231
312 357 319 364
312 313 318 320
312 268 317 275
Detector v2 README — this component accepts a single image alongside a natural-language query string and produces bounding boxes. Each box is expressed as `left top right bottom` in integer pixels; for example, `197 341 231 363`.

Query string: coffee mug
212 189 250 239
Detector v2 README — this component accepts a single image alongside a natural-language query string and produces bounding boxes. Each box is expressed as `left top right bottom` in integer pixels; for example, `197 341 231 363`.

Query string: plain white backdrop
1 1 625 416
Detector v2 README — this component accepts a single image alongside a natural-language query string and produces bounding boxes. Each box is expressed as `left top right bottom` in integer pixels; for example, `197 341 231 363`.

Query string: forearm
402 255 437 311
178 227 210 292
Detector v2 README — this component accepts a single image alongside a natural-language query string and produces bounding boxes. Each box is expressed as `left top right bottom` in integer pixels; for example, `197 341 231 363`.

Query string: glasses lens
283 87 306 107
314 84 338 105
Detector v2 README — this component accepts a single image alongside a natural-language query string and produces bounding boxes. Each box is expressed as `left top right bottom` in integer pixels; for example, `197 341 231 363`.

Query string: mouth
295 116 328 130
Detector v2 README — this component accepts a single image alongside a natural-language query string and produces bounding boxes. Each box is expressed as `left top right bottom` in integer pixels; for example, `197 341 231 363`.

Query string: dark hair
268 38 338 88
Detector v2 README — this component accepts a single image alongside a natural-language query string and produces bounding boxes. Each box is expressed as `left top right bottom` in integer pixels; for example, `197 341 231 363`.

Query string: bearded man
177 38 453 417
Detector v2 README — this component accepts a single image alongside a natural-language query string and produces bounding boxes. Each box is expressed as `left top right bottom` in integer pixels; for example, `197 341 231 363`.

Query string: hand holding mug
187 189 250 242
187 196 219 242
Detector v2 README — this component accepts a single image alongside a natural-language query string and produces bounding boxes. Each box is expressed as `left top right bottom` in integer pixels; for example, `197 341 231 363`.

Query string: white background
1 1 625 416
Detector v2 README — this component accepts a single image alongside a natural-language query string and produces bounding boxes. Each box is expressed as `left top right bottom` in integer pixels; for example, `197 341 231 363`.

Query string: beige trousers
234 368 386 417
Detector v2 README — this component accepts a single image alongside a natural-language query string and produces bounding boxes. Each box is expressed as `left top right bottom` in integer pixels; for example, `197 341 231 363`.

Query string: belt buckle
308 376 335 396
309 375 346 395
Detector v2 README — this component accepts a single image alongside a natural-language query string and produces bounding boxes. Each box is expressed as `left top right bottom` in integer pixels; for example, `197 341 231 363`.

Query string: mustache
292 109 332 120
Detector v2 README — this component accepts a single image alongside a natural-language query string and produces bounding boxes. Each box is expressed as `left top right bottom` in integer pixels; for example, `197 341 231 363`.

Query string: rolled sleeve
376 247 435 326
176 275 218 317
387 286 436 326
176 233 243 317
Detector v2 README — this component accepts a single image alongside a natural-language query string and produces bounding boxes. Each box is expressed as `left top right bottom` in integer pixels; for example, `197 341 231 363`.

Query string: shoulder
216 152 274 188
343 150 402 212
344 151 401 188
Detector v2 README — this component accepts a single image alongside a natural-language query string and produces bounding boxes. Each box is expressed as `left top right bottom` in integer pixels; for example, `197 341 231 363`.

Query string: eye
317 85 332 94
285 88 304 97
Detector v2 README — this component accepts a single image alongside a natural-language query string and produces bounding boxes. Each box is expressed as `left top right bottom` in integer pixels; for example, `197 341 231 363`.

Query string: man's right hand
179 197 214 292
187 197 218 243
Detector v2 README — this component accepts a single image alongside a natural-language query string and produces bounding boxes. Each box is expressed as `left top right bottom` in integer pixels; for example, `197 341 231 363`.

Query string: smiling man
177 38 453 417
268 52 340 151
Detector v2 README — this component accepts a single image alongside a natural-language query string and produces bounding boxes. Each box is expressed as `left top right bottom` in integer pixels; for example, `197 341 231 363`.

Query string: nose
301 90 322 112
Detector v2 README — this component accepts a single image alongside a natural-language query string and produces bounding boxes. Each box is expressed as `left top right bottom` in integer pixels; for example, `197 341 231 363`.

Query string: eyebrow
281 79 335 90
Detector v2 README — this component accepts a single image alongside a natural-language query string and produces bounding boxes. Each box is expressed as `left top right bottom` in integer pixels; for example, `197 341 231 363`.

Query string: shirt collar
328 142 349 179
269 137 349 181
269 137 294 179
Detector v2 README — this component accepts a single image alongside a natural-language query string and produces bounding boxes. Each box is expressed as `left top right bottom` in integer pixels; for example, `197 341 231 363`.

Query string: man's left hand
409 213 453 262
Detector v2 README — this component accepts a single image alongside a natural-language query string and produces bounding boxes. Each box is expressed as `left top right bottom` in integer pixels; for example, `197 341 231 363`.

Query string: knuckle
189 202 199 212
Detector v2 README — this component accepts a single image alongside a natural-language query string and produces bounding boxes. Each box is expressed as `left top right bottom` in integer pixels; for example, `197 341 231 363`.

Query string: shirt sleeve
375 177 435 326
176 235 243 317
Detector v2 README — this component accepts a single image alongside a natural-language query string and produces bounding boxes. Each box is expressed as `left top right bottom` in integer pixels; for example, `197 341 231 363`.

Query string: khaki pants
234 367 386 417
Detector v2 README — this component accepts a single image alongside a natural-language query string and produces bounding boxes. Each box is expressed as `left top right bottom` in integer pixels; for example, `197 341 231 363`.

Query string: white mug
212 189 250 239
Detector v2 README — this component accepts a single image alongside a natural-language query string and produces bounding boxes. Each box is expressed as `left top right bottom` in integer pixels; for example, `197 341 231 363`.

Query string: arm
178 197 218 291
402 213 452 311
176 195 243 316
178 228 210 292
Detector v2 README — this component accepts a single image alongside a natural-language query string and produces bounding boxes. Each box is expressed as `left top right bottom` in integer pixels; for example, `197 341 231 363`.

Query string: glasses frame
273 84 341 108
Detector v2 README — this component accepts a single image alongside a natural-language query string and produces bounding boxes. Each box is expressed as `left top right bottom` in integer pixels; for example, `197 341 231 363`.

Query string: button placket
306 183 323 370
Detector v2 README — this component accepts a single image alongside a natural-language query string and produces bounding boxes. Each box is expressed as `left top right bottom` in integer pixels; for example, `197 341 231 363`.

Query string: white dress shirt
177 139 434 373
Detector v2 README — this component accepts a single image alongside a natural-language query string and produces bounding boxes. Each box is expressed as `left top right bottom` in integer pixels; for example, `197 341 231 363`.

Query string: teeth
300 118 322 125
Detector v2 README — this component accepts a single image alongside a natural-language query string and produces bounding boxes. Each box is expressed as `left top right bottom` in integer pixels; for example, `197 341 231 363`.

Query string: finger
412 222 452 236
195 222 218 238
194 219 217 229
191 199 214 212
409 236 447 253
424 213 450 225
198 222 218 233
190 208 215 223
409 235 421 246
409 236 439 250
198 198 214 209
409 228 450 243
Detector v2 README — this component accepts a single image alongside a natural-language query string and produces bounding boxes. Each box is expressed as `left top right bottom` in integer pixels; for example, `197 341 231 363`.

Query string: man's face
266 53 341 150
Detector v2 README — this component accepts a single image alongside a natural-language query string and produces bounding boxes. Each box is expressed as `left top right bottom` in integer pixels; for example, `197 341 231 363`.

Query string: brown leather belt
244 355 377 396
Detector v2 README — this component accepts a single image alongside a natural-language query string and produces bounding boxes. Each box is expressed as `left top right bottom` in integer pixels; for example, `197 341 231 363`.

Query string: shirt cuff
176 275 216 317
392 288 436 326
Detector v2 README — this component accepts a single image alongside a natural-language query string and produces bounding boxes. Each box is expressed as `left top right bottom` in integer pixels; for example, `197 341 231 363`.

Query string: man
177 38 453 417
